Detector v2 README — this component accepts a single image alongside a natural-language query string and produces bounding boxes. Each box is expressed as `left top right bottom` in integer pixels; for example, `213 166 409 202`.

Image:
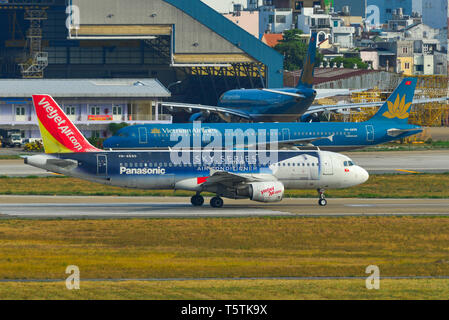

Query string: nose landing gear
317 189 327 206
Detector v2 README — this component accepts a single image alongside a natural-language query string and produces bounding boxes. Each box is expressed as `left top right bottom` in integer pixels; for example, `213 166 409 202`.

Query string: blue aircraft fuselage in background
103 121 422 152
217 87 317 122
104 78 422 151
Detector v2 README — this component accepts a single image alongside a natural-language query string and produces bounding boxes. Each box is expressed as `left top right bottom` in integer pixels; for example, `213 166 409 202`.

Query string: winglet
32 95 101 154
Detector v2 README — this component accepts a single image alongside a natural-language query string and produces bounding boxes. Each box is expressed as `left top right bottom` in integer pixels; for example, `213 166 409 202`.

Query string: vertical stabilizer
297 32 317 89
369 78 417 124
32 95 101 153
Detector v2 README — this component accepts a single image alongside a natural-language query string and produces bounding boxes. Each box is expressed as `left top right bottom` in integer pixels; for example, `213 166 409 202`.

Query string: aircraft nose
358 167 369 184
103 137 116 148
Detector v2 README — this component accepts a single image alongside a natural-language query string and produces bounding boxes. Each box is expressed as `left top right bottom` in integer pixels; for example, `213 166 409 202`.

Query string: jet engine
237 182 284 203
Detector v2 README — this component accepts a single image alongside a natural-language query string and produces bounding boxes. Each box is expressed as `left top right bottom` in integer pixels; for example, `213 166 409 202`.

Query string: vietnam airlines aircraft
104 78 422 152
25 95 369 208
163 33 360 123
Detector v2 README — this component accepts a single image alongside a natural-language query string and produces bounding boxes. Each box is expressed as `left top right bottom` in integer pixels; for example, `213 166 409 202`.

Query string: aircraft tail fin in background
31 95 101 154
369 78 417 124
297 32 317 89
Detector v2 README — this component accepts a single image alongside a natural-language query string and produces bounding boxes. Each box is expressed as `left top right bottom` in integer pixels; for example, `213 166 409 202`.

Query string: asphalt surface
1 150 449 176
344 150 449 174
0 196 448 218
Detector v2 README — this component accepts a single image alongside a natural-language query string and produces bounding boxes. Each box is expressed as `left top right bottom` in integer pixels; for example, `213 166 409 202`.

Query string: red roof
262 33 284 47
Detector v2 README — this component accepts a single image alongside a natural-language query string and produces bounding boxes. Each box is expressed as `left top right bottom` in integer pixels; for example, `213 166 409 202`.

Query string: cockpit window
344 161 355 167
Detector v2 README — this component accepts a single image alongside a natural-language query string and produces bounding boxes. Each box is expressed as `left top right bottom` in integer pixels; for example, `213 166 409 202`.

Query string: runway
0 196 448 218
1 150 448 176
345 150 449 174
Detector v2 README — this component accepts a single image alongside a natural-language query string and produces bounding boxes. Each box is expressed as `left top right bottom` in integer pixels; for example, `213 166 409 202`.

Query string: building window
402 47 408 54
91 106 101 115
276 15 286 24
16 107 25 116
405 62 410 69
113 106 122 115
268 15 274 24
295 1 303 10
65 106 76 115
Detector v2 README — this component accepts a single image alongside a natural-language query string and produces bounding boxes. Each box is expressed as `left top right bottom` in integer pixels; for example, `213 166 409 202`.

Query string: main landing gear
317 189 327 206
191 194 204 207
191 194 224 208
210 196 224 208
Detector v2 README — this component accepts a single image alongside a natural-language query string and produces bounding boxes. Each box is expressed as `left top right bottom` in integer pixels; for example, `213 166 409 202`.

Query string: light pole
167 80 182 91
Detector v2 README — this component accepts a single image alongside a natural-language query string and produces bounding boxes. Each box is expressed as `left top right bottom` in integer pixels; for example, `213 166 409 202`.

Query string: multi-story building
259 6 294 35
297 7 357 48
201 0 248 13
333 0 413 24
422 0 448 29
224 10 260 38
297 6 332 42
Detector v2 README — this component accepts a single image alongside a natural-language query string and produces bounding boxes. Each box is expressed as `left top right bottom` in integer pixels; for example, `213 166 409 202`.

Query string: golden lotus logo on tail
382 94 411 119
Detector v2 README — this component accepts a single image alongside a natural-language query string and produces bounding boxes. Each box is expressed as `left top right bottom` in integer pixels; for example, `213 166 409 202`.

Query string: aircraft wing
305 97 449 115
161 102 252 121
201 170 273 188
242 135 334 150
315 89 370 99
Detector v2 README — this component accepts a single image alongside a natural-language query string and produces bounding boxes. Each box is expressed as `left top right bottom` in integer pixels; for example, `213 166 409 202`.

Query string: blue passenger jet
163 33 358 122
25 94 368 207
104 78 423 152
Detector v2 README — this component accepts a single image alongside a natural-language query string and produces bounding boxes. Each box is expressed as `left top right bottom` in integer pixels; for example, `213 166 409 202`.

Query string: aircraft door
366 125 374 142
321 154 334 175
282 128 290 141
97 155 108 176
139 127 148 144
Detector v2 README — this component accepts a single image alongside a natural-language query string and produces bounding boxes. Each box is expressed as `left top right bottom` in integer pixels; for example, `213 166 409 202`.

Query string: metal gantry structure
19 7 48 78
335 75 449 129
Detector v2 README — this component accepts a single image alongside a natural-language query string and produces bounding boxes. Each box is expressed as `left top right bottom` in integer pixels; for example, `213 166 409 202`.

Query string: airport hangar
0 0 284 138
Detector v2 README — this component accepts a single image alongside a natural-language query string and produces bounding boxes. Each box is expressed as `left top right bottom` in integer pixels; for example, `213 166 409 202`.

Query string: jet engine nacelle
238 182 284 203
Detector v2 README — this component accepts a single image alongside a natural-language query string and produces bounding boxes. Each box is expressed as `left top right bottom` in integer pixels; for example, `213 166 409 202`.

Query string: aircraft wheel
191 195 204 207
210 196 224 208
318 198 327 207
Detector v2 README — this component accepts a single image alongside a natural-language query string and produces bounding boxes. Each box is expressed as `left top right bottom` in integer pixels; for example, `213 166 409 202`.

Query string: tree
108 122 129 136
274 29 323 71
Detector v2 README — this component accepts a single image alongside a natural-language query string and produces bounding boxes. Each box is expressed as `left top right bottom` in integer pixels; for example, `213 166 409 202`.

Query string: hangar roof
0 79 171 98
164 0 284 87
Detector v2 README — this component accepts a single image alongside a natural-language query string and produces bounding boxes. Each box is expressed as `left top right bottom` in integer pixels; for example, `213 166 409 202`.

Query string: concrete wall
224 11 259 38
360 51 379 70
314 71 402 90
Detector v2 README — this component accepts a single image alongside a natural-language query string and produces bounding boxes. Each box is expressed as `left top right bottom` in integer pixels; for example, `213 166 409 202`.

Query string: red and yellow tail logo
32 95 101 154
